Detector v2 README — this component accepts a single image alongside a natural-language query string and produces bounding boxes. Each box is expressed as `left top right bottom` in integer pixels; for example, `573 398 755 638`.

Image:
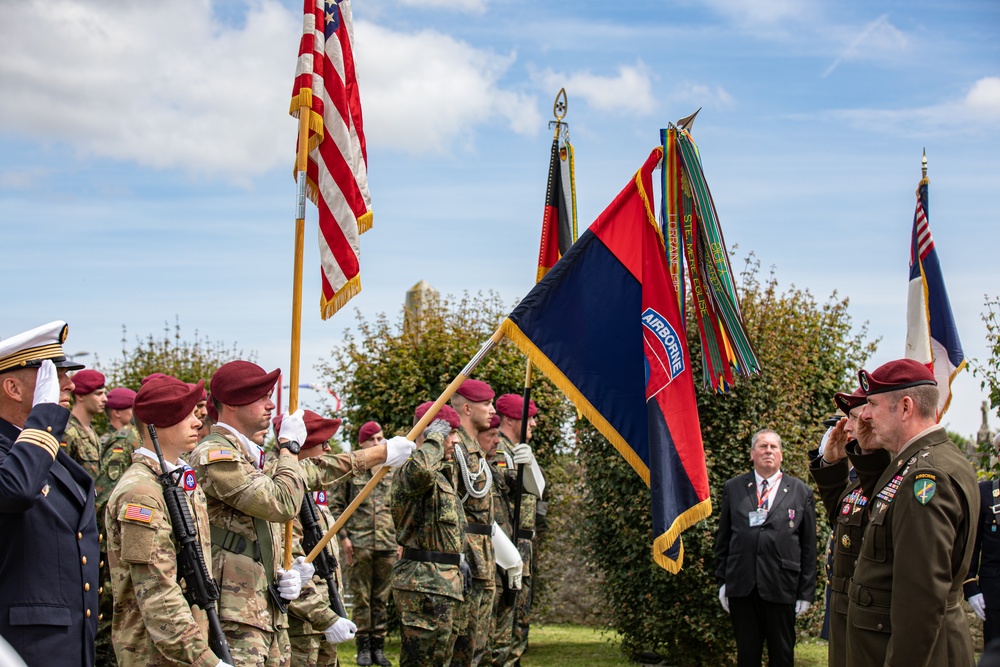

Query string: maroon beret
134 376 205 428
358 421 382 444
859 359 936 396
495 393 538 419
834 387 867 414
141 373 168 385
210 361 280 406
488 414 501 430
415 401 461 430
455 379 494 403
105 387 136 410
71 369 105 396
273 410 342 450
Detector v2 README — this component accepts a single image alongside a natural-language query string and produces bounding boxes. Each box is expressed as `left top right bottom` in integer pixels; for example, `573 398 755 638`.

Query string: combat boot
356 634 372 666
371 636 392 666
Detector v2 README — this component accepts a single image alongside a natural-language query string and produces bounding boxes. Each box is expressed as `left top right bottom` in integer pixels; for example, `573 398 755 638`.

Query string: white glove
795 599 811 617
277 567 301 601
969 593 987 621
324 617 357 644
511 442 534 465
719 584 729 613
385 436 416 468
292 555 315 586
507 562 523 591
278 409 307 446
214 661 234 667
33 360 60 406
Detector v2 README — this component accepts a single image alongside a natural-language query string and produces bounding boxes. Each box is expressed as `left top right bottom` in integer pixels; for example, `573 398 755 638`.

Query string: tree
578 256 878 665
971 294 1000 476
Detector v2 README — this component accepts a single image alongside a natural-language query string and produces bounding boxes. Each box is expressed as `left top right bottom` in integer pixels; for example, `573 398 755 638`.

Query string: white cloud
535 62 656 116
671 82 734 111
965 77 1000 116
823 14 909 77
354 21 540 154
396 0 487 13
699 0 808 26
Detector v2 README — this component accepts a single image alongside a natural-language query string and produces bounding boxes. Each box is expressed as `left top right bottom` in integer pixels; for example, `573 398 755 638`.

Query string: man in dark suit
966 441 1000 644
715 428 817 667
0 321 100 667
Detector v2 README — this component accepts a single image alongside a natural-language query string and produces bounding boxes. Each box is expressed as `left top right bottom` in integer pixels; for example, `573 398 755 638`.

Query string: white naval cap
0 321 85 374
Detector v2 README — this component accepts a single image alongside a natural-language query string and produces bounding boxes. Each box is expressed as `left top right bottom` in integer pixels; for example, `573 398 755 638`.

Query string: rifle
148 425 233 664
299 491 348 618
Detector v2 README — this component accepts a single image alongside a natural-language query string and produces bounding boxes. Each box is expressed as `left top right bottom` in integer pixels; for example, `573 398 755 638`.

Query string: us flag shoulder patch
124 503 155 523
207 449 234 462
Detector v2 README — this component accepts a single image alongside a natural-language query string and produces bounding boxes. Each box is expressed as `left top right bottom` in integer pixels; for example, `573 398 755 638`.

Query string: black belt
466 523 492 536
402 548 461 566
517 529 534 540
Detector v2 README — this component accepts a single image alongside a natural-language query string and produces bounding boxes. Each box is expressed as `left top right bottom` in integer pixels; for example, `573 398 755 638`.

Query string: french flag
904 175 965 417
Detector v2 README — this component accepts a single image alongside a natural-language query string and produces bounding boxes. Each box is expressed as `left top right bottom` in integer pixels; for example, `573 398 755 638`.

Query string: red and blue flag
904 170 965 416
501 147 711 572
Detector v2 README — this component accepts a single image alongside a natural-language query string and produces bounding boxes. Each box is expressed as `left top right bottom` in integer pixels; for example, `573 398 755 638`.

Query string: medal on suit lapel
788 509 795 527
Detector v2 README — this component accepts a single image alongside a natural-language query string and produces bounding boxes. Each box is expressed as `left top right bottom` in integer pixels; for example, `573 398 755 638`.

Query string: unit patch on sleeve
913 473 937 505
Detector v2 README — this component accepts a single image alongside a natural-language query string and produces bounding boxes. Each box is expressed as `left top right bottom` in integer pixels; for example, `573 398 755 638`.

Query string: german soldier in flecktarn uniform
0 321 99 667
808 387 890 667
845 359 980 667
190 361 310 667
391 402 467 667
106 374 230 666
63 368 107 479
332 420 397 667
274 409 413 667
94 385 139 664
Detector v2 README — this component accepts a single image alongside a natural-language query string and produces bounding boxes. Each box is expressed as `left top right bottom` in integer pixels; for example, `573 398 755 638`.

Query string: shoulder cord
454 442 492 502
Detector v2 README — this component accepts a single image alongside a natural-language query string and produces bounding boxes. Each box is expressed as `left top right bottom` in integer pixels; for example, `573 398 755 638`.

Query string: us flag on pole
290 0 372 320
904 172 965 417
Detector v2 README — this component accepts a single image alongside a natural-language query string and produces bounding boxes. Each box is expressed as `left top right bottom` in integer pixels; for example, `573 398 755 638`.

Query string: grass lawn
336 625 832 666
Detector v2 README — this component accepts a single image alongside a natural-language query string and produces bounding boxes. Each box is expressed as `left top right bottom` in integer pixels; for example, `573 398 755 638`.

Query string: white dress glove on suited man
33 360 60 406
969 593 987 621
794 600 811 617
719 584 729 613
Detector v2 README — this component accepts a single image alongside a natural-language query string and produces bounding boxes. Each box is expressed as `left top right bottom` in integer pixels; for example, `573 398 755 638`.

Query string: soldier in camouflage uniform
491 395 544 667
333 421 396 667
94 385 139 665
479 415 515 667
277 410 413 667
391 402 467 667
63 368 106 479
106 375 230 666
190 361 309 667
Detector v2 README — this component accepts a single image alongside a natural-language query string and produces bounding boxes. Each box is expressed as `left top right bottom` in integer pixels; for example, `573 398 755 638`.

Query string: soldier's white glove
507 562 523 591
969 593 987 621
324 617 357 644
291 555 315 586
795 599 811 617
719 584 729 613
214 661 235 667
278 409 307 446
385 436 416 468
511 443 534 465
34 360 60 406
276 567 301 601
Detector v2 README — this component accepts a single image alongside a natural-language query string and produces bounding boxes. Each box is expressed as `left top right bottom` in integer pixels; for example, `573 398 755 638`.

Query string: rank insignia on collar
914 478 936 505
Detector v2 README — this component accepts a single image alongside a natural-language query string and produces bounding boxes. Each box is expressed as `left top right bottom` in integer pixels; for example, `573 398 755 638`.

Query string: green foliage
95 318 253 390
971 295 1000 477
578 256 877 665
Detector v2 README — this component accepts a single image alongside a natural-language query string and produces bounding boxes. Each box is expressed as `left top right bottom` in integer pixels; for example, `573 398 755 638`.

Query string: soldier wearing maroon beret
808 385 890 667
64 369 107 479
845 359 979 667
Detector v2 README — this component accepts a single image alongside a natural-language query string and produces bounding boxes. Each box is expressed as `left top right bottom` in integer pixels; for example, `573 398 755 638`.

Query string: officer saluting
0 321 99 667
846 359 979 667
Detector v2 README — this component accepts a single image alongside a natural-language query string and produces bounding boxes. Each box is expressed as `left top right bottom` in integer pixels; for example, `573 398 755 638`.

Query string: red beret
455 379 494 403
488 414 501 429
495 393 538 419
834 387 867 414
415 401 461 430
134 376 205 428
141 373 168 385
105 387 136 410
71 369 105 396
273 410 342 450
210 361 280 406
859 359 936 396
358 421 382 444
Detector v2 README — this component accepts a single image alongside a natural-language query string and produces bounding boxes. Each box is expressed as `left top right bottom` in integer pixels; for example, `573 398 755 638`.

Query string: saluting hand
32 360 60 406
822 421 849 463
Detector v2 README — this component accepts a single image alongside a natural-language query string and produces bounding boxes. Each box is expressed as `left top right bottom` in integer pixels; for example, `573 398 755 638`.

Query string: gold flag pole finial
549 88 568 139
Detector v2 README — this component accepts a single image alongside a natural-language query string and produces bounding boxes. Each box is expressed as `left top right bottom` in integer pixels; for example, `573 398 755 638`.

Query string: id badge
749 509 767 527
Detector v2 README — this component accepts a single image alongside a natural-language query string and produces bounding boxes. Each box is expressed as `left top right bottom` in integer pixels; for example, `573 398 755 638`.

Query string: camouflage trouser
487 572 515 667
347 548 395 637
508 540 534 665
394 588 461 667
289 632 339 666
222 620 291 667
96 551 115 666
450 580 496 667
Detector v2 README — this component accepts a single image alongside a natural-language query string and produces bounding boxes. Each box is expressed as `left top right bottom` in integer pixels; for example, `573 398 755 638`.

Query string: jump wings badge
914 473 936 505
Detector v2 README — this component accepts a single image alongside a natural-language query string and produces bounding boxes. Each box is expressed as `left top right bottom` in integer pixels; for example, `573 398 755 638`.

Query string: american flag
124 503 154 523
291 0 372 320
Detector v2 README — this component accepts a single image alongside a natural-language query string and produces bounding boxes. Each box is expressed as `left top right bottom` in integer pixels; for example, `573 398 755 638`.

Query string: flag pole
283 103 312 571
305 329 506 563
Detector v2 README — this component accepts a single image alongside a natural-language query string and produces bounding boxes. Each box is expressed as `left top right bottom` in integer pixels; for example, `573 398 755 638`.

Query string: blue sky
1 0 998 440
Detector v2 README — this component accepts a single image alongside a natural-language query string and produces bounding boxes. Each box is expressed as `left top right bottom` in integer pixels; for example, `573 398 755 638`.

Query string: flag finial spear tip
675 108 702 132
922 148 928 178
